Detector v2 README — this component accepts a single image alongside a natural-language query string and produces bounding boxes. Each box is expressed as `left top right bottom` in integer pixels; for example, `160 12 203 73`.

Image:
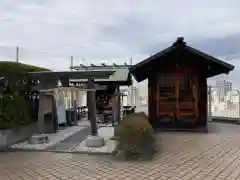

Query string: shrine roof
130 37 234 82
28 67 132 86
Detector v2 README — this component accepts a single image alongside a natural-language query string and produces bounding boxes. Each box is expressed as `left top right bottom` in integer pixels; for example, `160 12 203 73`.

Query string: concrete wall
0 123 36 151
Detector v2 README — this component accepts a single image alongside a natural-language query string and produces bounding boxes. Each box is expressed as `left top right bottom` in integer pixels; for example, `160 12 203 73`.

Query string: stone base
28 134 49 144
236 121 240 125
85 135 104 147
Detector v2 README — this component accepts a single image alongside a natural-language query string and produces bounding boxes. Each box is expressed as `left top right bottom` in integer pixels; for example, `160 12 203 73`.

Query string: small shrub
115 112 157 160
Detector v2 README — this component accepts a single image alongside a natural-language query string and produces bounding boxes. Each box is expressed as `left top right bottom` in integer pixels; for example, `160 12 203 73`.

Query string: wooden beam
37 91 45 134
87 77 98 136
115 87 121 124
111 87 121 126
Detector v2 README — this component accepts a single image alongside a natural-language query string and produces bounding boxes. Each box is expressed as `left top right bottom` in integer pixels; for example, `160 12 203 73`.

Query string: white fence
208 86 240 120
123 86 240 120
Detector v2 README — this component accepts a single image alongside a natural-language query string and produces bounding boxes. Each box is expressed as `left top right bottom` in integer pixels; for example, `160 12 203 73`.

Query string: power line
0 45 135 67
0 46 104 65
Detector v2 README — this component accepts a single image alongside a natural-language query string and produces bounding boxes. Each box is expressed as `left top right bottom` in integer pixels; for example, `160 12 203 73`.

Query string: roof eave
185 45 235 72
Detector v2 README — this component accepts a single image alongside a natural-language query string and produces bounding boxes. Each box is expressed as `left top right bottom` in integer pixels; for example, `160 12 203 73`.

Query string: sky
0 0 240 87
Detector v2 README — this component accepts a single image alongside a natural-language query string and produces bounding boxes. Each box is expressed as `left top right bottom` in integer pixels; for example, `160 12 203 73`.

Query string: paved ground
47 126 91 151
1 123 240 180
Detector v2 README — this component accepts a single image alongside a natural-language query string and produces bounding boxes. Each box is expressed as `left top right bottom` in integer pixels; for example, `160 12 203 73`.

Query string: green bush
0 94 33 130
0 61 49 77
0 61 49 129
0 61 50 93
115 112 156 160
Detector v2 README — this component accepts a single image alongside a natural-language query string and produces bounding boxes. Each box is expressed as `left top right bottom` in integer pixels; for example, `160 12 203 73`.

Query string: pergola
27 69 130 136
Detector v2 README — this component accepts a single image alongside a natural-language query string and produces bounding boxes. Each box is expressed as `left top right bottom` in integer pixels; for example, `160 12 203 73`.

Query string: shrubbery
0 94 33 130
0 61 49 130
115 112 157 160
0 61 49 77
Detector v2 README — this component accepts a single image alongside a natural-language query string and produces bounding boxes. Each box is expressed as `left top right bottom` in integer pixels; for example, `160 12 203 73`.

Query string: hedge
0 61 50 77
0 61 50 129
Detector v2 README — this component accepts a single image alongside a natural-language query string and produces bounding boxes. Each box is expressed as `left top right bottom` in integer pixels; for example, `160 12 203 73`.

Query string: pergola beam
28 70 115 90
28 71 114 79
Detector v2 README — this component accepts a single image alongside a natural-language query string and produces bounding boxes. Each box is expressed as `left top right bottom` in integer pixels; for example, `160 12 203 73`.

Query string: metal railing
208 86 240 121
128 86 240 121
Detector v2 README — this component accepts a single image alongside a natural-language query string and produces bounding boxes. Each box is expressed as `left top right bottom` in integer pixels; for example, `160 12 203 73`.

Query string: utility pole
16 46 19 63
82 57 88 65
70 56 73 71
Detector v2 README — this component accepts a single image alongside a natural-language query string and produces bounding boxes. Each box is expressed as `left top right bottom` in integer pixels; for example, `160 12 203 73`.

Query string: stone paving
47 126 91 151
1 123 240 179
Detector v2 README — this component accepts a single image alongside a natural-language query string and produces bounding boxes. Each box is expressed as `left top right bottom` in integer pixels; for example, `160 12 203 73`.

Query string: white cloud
0 0 240 86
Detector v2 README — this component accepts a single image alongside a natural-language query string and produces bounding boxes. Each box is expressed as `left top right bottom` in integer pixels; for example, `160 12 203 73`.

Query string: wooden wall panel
148 74 157 128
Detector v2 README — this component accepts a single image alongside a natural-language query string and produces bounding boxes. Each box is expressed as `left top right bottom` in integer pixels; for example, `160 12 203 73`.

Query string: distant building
225 80 232 93
215 80 232 101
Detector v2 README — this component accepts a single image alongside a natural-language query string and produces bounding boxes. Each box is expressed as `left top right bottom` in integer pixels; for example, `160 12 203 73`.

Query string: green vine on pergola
0 61 50 93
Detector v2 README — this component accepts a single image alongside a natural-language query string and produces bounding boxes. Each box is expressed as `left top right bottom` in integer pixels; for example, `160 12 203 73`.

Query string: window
159 74 175 86
179 74 194 98
180 74 191 90
159 74 175 97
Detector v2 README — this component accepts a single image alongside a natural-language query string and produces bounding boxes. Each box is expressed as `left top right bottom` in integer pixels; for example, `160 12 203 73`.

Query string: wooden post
112 87 121 125
51 93 58 132
87 77 98 136
87 87 90 119
37 91 45 134
116 87 121 124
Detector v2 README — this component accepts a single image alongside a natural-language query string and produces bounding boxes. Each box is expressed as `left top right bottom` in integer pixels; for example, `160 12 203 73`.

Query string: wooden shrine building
69 64 133 122
130 37 234 130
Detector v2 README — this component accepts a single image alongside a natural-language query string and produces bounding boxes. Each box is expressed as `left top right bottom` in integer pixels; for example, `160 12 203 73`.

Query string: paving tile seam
207 148 240 179
159 136 238 179
164 137 232 168
147 140 234 179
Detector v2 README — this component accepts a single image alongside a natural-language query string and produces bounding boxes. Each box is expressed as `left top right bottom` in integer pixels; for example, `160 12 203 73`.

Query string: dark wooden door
158 73 197 120
177 74 197 120
158 74 177 118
